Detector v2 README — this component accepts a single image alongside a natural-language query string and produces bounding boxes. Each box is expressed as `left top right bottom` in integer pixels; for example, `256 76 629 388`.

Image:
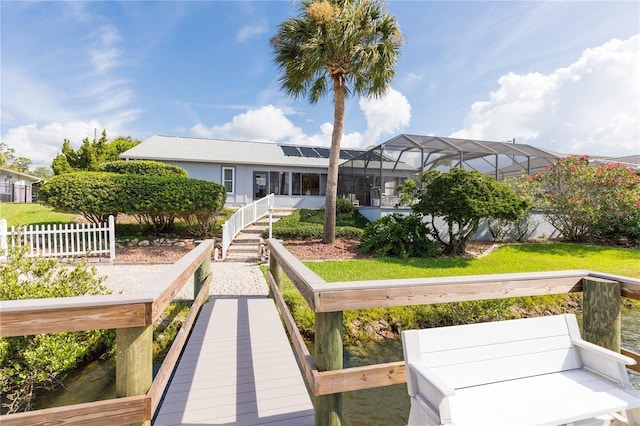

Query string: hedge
38 172 226 235
99 160 188 177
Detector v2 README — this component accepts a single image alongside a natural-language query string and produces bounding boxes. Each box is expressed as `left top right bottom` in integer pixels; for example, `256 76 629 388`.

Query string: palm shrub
360 213 441 258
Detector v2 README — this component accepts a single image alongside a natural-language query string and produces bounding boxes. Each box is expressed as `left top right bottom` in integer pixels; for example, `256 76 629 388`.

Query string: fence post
582 278 621 352
194 251 211 301
0 219 7 259
268 243 281 293
116 324 153 426
108 215 116 261
315 311 344 426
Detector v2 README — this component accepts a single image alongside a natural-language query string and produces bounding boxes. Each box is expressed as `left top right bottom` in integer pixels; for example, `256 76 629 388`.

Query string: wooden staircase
223 209 293 262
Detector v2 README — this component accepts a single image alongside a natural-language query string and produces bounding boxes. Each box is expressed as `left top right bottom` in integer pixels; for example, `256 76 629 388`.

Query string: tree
0 142 16 167
525 155 640 242
12 157 32 173
409 169 528 255
51 131 141 175
32 166 54 179
272 0 403 244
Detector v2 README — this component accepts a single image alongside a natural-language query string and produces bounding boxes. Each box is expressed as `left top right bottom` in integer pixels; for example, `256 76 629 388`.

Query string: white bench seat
402 314 640 426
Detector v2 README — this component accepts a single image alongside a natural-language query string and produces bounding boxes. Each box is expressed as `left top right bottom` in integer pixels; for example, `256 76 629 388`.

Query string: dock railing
221 193 274 259
267 238 640 426
0 239 214 426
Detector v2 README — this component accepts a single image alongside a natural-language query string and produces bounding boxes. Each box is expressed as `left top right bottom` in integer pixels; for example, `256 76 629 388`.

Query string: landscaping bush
336 197 356 215
524 156 640 242
269 209 366 240
408 169 528 255
39 172 226 236
360 213 441 258
37 172 121 224
100 160 188 177
0 243 113 414
120 174 226 235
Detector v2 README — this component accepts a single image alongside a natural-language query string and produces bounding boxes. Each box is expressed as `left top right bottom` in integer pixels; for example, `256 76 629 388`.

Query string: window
222 167 235 194
291 172 327 196
269 171 289 195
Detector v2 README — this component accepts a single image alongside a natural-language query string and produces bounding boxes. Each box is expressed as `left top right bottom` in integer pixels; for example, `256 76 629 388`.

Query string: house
119 135 389 209
0 167 41 203
120 134 574 211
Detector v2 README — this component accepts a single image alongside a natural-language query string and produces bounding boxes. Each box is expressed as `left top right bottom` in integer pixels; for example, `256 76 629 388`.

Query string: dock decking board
154 297 314 425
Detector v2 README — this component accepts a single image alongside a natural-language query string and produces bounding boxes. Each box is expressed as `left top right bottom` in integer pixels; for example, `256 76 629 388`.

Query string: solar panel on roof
300 147 321 157
316 148 330 158
281 146 302 157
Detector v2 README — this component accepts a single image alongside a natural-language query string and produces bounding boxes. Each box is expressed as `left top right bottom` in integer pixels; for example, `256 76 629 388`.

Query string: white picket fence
221 194 274 259
0 215 116 261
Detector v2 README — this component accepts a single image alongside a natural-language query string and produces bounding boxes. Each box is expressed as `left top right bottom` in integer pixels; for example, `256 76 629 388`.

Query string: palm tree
272 0 403 244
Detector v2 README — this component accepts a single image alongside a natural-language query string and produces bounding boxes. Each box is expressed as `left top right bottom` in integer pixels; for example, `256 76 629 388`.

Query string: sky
1 1 639 170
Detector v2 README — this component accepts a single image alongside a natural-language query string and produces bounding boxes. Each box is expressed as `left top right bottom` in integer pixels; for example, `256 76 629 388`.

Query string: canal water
34 307 640 425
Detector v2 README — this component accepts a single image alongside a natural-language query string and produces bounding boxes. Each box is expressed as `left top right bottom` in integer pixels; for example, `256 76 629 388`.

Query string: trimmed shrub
39 172 226 236
37 172 121 224
100 160 188 177
336 197 356 215
268 209 365 240
360 213 441 258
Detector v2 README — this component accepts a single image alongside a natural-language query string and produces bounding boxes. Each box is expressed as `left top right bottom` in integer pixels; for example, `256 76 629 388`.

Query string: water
33 308 640 425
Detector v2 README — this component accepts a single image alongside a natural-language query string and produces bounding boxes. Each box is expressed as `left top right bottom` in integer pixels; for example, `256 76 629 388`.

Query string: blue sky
1 1 639 170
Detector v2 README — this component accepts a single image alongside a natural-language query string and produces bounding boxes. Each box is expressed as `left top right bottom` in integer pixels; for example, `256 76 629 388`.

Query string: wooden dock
154 296 314 425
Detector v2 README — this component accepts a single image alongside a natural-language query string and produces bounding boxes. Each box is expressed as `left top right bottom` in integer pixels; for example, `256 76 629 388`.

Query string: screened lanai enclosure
338 134 562 208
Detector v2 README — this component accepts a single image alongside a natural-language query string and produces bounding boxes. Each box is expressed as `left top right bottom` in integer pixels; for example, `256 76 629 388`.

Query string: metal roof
119 135 370 168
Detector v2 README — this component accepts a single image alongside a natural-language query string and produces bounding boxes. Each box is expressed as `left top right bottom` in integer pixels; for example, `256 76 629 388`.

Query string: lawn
305 243 640 281
0 203 78 227
280 243 640 340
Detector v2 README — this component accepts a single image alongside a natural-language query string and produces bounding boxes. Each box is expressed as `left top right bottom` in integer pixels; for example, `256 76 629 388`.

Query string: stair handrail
221 194 274 260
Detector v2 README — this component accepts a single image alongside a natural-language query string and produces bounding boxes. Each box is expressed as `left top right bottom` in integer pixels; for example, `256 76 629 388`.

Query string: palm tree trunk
323 78 346 244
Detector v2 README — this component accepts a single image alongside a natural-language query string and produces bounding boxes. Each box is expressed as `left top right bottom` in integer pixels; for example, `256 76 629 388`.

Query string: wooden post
315 311 343 426
582 278 621 352
269 249 282 291
116 325 153 426
194 254 211 300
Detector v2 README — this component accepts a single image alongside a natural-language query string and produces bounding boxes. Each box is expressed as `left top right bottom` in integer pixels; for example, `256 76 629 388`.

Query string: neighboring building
119 135 379 208
0 167 41 203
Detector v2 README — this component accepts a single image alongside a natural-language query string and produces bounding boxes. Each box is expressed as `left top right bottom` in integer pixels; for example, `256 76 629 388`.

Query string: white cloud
191 105 305 141
91 25 122 74
451 34 640 157
361 88 411 144
2 121 104 167
190 89 412 150
236 21 268 43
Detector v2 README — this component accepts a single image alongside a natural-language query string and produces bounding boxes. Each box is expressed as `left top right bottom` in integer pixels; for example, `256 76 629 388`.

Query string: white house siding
158 160 327 209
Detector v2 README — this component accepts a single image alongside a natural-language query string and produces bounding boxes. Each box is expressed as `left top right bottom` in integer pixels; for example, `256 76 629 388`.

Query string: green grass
305 243 640 281
279 243 640 341
0 203 78 227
